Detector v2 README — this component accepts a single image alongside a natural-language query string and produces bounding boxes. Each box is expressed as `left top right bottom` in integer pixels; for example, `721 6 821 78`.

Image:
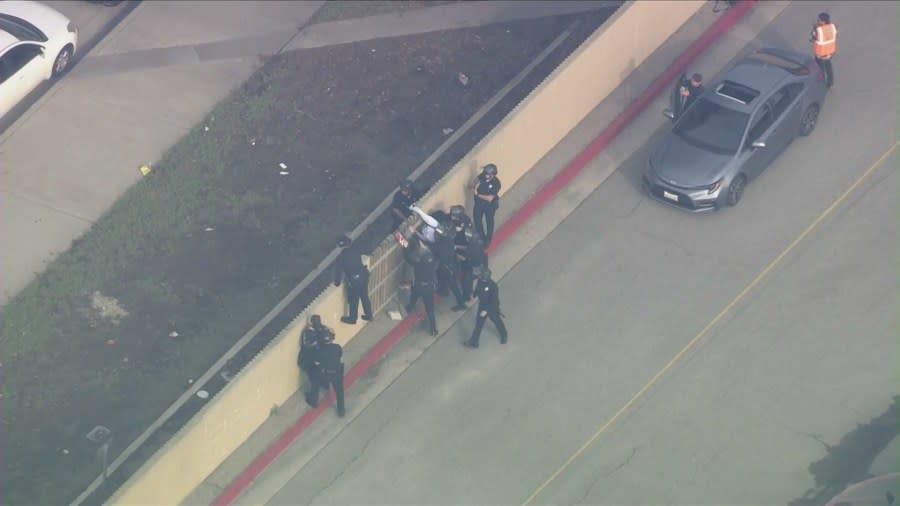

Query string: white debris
279 162 287 169
91 291 129 324
457 72 469 86
169 331 179 338
197 390 209 399
279 171 289 176
442 128 454 135
388 310 403 321
204 227 214 232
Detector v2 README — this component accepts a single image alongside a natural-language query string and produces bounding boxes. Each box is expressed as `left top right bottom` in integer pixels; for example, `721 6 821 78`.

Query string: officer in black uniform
390 180 417 230
305 330 346 417
297 315 331 394
334 235 373 324
449 205 473 297
403 235 439 336
472 164 501 244
465 268 508 348
433 221 467 311
461 228 489 302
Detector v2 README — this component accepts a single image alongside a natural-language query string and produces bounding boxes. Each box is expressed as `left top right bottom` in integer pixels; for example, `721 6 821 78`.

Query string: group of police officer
298 164 507 417
394 163 507 346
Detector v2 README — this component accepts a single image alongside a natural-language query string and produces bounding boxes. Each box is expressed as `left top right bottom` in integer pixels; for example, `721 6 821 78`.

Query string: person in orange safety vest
809 12 837 88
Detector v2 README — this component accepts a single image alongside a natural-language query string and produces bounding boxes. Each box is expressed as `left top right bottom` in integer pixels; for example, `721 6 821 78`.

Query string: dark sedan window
674 98 749 155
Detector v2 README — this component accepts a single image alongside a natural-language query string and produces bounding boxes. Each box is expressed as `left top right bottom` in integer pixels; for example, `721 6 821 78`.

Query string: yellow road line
522 140 900 505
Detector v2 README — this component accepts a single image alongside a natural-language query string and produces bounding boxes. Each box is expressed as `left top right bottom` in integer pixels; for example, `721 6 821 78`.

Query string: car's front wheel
799 104 819 137
52 45 74 77
726 174 746 207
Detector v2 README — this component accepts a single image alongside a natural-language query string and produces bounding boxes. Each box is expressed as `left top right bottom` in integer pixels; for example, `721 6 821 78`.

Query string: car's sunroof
715 81 760 105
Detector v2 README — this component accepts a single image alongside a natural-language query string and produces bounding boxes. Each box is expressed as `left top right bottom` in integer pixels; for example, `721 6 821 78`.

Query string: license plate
663 190 679 202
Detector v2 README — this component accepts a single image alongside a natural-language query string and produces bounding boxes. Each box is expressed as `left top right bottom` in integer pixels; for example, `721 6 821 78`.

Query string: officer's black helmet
401 180 413 191
479 268 492 281
310 314 322 328
449 205 466 219
482 163 498 176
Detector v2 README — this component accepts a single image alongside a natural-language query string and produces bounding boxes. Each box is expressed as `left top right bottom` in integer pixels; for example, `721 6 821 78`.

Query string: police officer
433 221 467 311
305 330 346 417
403 234 439 336
461 228 489 302
464 268 508 348
334 235 373 325
810 12 837 88
472 164 501 244
390 180 417 230
297 314 328 392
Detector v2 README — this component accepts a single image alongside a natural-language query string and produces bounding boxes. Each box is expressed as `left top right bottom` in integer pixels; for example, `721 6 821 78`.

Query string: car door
764 82 804 157
0 42 47 118
740 103 776 180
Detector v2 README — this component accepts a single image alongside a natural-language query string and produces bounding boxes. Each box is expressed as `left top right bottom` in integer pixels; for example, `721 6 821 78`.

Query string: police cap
482 163 498 176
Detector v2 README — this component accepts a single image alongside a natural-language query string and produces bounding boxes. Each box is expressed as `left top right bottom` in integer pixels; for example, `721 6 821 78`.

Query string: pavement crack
307 411 396 503
782 423 833 451
577 447 638 505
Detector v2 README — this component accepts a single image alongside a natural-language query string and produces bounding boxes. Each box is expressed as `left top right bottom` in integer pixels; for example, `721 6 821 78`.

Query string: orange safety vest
814 23 837 58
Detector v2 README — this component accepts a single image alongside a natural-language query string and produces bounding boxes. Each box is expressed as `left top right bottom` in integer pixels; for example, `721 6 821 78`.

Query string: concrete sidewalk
0 0 615 307
185 2 800 504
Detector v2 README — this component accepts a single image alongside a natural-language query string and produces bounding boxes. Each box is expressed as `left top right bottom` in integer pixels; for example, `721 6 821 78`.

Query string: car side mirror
663 109 675 121
751 140 766 149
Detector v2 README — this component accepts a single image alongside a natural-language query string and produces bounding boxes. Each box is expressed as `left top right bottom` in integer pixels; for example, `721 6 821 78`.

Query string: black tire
726 174 746 207
51 45 74 77
799 104 819 137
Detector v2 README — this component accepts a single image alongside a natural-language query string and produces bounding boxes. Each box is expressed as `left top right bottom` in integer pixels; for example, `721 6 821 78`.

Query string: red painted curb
213 2 757 504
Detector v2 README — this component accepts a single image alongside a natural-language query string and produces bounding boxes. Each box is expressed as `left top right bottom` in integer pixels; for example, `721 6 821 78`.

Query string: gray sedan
643 48 828 211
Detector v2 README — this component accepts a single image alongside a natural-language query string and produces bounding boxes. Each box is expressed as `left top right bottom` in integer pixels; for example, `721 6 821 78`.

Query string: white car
0 0 77 119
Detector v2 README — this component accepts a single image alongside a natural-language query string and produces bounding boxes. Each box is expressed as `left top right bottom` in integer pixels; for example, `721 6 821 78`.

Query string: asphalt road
261 2 898 504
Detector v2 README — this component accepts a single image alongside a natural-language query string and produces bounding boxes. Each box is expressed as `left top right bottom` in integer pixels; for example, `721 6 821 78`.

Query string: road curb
74 1 143 67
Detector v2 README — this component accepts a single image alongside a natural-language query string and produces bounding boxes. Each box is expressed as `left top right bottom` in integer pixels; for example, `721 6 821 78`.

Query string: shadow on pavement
790 395 899 506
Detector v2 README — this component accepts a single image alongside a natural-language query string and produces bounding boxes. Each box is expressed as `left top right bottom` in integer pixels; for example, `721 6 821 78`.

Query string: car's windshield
674 98 749 155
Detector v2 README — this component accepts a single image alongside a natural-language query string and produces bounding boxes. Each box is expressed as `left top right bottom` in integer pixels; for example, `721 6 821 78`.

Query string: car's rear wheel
52 45 74 78
799 104 819 137
726 174 746 207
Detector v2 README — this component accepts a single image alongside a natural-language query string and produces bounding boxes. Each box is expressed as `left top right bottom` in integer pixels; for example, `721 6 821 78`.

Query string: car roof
0 0 68 26
0 28 18 50
704 49 804 113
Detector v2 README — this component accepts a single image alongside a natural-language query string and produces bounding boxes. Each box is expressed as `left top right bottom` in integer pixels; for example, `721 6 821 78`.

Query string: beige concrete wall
109 2 704 504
